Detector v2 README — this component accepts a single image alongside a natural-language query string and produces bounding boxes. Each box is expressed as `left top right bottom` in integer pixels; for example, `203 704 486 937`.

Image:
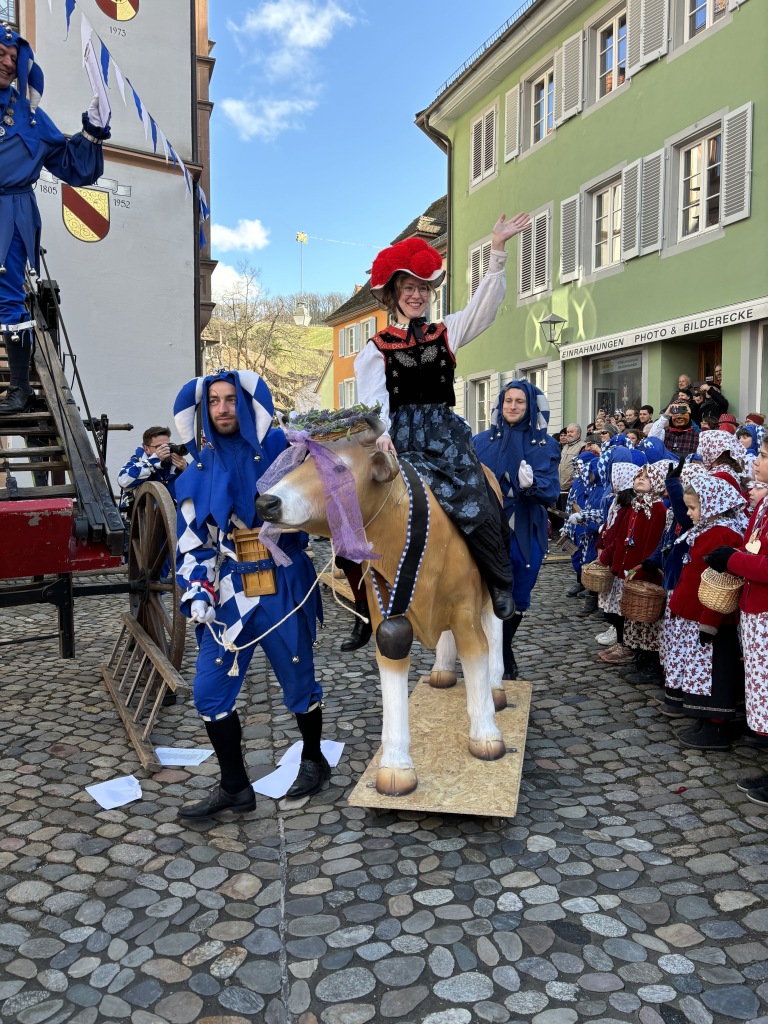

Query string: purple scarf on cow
258 428 381 566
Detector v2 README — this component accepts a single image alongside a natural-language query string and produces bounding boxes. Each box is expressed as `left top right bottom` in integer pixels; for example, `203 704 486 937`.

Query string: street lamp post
538 312 567 348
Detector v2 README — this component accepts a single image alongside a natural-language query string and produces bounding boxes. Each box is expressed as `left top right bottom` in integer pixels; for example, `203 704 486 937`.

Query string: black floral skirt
390 403 491 533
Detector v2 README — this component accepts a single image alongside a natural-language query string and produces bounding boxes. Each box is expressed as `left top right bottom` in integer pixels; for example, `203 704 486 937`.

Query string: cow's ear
370 450 400 483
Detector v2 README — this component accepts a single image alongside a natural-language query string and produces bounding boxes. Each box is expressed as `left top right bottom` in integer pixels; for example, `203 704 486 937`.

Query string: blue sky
208 0 516 301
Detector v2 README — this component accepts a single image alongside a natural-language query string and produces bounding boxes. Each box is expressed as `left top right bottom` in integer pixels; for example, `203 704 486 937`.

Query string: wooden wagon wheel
128 481 186 668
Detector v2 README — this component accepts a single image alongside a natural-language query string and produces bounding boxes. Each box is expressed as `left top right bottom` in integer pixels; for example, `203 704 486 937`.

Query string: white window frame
338 378 357 409
361 316 376 345
678 128 722 241
684 0 729 41
430 281 447 322
469 101 498 191
577 161 628 282
593 178 623 271
531 66 555 146
474 377 492 435
468 238 492 300
597 9 628 99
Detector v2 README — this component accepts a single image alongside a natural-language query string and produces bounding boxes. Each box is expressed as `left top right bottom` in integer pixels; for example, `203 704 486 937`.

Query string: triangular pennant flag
113 61 127 105
199 225 207 250
157 126 170 162
167 143 178 170
149 116 158 153
100 41 110 87
128 80 143 122
141 103 151 139
65 0 77 35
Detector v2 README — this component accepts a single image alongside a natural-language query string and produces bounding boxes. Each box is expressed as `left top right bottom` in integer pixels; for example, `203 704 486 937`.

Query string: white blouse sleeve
442 249 507 355
355 341 391 434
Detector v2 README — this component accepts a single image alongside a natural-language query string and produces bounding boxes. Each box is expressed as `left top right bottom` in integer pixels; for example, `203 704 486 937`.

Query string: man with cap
474 380 561 678
649 401 698 456
0 27 110 413
173 370 326 818
355 212 530 621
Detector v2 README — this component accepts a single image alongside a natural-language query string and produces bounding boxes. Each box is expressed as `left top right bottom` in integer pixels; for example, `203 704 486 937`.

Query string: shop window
592 352 643 418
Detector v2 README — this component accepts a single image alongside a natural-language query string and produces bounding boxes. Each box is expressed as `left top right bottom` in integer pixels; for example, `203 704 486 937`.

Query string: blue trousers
193 604 322 721
510 532 547 613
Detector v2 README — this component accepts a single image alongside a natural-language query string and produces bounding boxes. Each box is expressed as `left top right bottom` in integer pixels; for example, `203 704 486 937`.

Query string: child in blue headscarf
474 380 561 679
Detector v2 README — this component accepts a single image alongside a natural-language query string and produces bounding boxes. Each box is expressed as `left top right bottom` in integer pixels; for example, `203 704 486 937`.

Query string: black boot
463 506 515 622
502 611 523 680
582 591 598 616
179 712 255 818
340 601 372 652
678 719 731 751
0 385 35 414
567 578 585 597
287 705 331 799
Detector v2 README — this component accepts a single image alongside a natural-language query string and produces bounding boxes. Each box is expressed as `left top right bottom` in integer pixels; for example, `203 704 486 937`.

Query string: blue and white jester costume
172 370 328 817
0 27 109 413
474 380 561 679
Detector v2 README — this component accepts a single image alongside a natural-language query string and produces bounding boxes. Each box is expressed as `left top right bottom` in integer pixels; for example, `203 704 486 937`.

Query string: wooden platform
319 570 354 603
348 677 532 818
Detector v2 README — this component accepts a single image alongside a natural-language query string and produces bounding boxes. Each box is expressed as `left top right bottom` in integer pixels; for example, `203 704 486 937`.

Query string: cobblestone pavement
1 542 768 1024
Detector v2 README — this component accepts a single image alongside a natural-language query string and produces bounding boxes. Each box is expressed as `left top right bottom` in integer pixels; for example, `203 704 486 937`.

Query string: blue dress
0 85 105 324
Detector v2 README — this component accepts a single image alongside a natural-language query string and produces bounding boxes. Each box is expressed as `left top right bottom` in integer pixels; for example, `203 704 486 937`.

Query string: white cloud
219 96 318 142
211 218 271 252
211 262 247 300
235 0 354 53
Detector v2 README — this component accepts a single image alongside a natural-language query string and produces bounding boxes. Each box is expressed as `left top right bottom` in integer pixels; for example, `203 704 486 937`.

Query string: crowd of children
563 424 768 809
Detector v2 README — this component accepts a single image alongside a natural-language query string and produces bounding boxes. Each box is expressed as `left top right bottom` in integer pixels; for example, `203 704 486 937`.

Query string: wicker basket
620 580 667 623
581 560 614 594
698 567 743 614
232 528 277 598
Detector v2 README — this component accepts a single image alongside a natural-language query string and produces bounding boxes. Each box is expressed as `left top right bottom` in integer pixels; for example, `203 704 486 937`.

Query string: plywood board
348 678 531 817
319 571 354 603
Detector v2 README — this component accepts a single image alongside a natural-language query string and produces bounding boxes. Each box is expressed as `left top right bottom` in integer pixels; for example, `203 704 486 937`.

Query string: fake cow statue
256 413 508 797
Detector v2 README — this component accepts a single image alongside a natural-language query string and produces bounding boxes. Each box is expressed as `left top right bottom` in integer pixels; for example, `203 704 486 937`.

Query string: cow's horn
363 414 385 439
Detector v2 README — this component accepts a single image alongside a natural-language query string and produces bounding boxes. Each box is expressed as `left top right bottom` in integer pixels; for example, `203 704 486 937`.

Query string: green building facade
417 0 765 431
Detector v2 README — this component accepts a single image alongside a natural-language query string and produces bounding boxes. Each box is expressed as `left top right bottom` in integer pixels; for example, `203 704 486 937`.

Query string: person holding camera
692 370 729 423
117 425 188 515
648 401 698 456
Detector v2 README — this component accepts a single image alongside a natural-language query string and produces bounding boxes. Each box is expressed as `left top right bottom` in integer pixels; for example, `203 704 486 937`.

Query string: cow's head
256 415 400 536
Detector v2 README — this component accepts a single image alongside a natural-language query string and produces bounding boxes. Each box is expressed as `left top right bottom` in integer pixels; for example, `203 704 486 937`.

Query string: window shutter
721 102 753 227
471 116 483 185
519 224 533 297
338 382 344 408
560 194 580 283
640 148 665 254
533 211 549 293
504 85 520 161
483 108 496 178
621 159 641 260
728 0 748 9
553 49 564 127
469 245 482 298
353 323 361 353
557 31 583 126
640 0 668 66
454 376 466 419
546 360 563 432
481 241 492 278
351 380 358 405
368 316 376 339
489 371 501 411
338 328 346 357
626 0 642 78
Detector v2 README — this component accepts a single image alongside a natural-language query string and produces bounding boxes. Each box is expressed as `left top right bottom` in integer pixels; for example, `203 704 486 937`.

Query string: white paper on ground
278 739 344 768
155 748 214 767
253 740 345 799
86 775 142 810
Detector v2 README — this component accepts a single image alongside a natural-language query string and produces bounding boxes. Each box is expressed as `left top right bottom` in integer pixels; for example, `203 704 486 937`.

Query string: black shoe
582 593 598 615
489 587 516 620
737 773 768 793
733 731 768 749
502 648 518 681
678 721 731 751
178 783 255 819
567 582 585 597
0 386 35 414
746 786 768 809
658 703 687 718
286 756 331 799
340 602 373 652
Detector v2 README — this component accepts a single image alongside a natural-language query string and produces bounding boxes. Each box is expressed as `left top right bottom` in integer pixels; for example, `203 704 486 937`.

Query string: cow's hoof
429 670 457 689
376 767 418 796
492 688 508 712
468 737 506 761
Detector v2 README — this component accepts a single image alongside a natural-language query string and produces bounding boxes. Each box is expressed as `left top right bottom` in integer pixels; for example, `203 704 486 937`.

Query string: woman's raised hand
491 212 532 249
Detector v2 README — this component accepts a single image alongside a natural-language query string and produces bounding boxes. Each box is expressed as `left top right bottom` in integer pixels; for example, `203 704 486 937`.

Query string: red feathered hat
370 238 445 300
718 413 738 435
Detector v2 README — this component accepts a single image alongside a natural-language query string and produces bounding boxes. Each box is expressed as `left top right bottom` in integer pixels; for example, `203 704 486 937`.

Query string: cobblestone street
1 543 767 1024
